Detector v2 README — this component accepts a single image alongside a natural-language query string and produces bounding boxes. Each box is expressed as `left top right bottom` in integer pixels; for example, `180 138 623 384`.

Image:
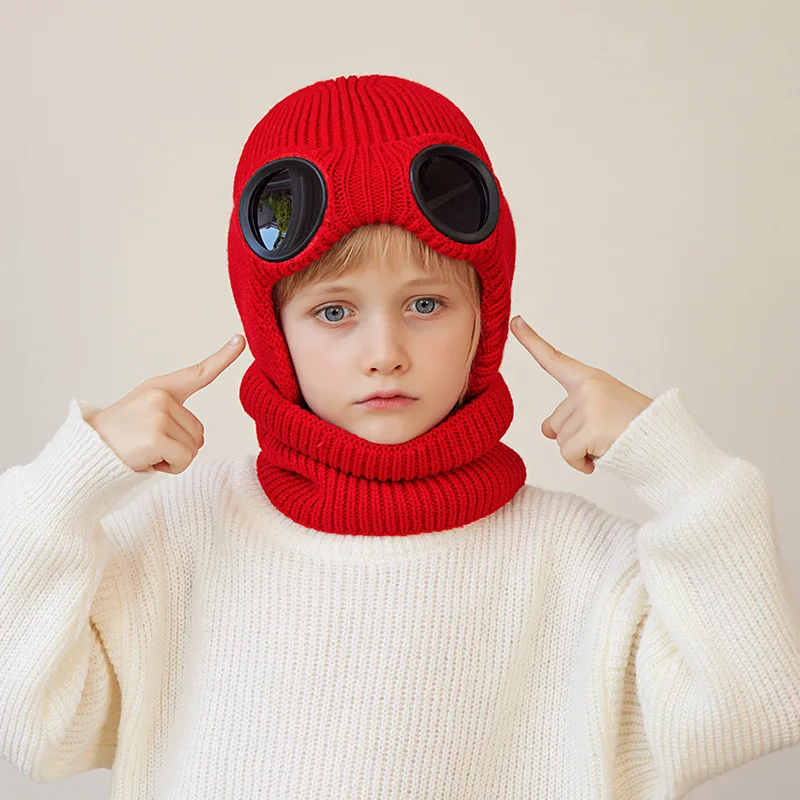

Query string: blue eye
318 306 348 323
413 298 441 314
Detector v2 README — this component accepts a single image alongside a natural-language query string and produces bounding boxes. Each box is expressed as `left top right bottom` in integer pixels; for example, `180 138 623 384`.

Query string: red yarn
228 74 526 536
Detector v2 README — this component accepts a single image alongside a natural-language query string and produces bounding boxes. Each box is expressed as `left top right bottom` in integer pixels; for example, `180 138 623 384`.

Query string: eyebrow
305 276 449 294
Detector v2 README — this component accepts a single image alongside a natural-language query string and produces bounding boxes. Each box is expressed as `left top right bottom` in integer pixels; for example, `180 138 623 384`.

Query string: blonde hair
272 223 482 406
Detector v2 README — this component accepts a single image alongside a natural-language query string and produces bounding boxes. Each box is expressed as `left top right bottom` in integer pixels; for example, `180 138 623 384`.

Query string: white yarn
1 388 799 799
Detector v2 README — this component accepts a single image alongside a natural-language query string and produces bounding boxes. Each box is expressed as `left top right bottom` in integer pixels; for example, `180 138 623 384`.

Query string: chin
358 412 456 444
355 429 417 446
352 418 425 445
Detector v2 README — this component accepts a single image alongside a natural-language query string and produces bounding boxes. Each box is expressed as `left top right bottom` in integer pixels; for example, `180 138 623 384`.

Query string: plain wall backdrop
1 0 798 796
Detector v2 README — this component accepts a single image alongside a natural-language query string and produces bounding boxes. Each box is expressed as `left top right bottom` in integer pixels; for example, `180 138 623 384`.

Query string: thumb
151 335 246 405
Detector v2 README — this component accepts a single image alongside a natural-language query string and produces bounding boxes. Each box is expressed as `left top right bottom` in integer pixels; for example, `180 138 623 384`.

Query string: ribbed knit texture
2 387 800 798
227 74 526 535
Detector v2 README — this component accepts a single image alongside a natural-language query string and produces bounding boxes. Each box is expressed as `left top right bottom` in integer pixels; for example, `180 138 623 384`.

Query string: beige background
1 0 798 796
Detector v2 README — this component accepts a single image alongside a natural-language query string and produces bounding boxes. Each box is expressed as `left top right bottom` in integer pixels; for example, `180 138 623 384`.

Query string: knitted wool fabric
227 74 526 536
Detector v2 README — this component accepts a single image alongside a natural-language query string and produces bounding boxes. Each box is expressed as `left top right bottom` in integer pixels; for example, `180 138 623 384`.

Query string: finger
554 409 583 450
150 428 196 474
511 317 593 392
154 335 246 405
544 393 579 439
162 415 202 458
560 428 593 474
169 403 205 448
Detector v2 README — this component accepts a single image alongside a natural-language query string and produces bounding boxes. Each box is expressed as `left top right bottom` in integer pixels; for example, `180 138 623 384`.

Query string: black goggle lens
416 154 486 234
254 168 293 253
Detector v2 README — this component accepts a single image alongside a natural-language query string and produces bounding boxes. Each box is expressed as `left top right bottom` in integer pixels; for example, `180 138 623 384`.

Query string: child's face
279 254 477 445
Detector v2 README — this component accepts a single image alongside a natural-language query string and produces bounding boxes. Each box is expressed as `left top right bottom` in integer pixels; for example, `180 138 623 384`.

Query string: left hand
510 316 654 475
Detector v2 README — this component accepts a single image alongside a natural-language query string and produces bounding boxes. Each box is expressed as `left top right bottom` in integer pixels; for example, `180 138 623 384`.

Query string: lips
362 395 409 402
358 395 417 410
358 391 415 403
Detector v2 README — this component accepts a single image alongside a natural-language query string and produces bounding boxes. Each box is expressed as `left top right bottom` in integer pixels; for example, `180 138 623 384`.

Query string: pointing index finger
156 335 247 405
511 316 592 392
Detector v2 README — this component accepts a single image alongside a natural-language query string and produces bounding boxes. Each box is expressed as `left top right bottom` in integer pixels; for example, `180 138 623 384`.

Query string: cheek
419 331 470 377
431 317 473 357
285 329 327 379
296 342 334 376
294 337 352 393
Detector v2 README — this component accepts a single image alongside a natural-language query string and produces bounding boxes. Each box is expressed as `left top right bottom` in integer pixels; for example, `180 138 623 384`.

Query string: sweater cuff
19 398 154 526
592 387 745 516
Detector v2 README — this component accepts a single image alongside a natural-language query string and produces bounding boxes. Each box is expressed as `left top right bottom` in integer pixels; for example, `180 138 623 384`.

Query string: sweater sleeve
0 398 155 781
593 387 800 799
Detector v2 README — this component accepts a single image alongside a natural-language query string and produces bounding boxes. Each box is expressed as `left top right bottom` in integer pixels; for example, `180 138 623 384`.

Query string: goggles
238 144 501 262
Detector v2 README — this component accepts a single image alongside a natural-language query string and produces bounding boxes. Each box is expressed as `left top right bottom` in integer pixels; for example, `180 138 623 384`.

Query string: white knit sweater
1 386 800 799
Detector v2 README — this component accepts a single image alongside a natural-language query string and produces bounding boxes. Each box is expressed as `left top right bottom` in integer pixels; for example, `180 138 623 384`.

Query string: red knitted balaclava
228 74 526 536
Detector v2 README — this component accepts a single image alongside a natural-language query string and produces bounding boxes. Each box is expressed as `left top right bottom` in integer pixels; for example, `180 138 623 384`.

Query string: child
1 73 799 799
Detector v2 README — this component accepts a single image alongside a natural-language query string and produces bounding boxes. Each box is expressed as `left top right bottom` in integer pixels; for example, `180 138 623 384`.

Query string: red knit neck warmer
228 74 527 536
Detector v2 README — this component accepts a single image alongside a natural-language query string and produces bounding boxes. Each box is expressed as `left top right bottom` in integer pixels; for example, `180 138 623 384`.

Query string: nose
364 314 409 374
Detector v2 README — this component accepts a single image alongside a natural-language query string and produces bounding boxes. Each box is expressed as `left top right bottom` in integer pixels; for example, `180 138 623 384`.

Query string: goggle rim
239 156 328 264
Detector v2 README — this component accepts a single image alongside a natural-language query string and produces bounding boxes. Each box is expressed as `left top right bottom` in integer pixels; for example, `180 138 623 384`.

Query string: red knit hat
228 74 526 536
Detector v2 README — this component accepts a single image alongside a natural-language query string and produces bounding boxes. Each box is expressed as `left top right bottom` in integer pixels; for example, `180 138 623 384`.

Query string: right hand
87 335 247 474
